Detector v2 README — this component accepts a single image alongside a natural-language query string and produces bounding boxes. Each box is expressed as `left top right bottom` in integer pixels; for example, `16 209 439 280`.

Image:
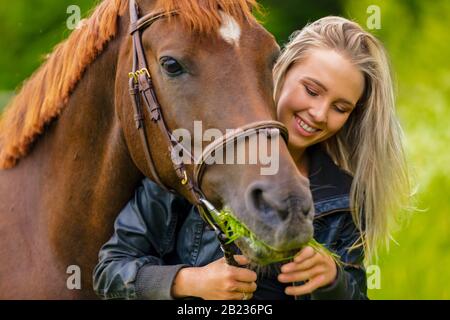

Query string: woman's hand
172 255 257 300
277 246 337 296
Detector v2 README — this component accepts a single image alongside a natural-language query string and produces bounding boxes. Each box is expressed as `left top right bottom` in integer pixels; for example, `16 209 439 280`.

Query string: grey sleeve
93 179 190 300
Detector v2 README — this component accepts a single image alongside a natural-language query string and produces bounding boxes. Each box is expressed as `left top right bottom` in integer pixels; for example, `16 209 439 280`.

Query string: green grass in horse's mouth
208 206 341 266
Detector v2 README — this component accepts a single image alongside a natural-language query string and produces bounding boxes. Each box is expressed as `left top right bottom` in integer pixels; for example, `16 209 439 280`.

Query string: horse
0 0 313 299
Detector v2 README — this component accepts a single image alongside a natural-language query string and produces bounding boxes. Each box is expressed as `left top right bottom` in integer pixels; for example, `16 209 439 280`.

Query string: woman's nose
308 102 328 124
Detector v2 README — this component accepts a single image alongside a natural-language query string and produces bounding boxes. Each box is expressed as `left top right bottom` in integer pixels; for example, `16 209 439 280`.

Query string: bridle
127 0 289 266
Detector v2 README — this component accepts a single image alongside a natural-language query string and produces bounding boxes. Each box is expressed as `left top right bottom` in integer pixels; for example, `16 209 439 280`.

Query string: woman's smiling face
277 48 365 154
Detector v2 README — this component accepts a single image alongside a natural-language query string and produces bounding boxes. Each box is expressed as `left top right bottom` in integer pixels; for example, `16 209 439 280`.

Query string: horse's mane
0 0 259 169
0 0 128 169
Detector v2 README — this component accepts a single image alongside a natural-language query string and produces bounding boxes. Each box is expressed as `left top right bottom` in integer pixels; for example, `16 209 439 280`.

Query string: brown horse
0 0 313 299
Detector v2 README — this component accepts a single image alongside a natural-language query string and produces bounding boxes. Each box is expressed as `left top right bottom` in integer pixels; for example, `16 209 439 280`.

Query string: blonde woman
94 17 410 300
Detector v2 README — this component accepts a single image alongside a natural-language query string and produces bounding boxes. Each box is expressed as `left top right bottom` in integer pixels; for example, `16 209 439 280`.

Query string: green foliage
0 0 95 91
343 0 450 299
258 0 344 44
0 92 13 111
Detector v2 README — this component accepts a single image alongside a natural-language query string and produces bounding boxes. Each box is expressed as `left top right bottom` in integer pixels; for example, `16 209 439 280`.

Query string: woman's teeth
297 118 319 133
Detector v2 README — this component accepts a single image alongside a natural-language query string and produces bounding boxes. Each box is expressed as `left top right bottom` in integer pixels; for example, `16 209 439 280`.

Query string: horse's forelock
155 0 261 34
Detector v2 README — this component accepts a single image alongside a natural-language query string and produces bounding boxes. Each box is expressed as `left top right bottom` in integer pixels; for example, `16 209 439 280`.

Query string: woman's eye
304 85 318 97
160 57 184 76
333 105 347 114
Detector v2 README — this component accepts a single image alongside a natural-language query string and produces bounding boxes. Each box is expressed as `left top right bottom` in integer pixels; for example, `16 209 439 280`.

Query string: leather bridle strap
128 0 165 189
130 10 179 34
194 121 288 191
129 0 186 193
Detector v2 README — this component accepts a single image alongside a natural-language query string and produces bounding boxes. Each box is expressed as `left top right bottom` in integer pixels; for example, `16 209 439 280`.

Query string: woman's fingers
227 280 257 294
281 250 321 274
229 291 254 300
233 268 257 282
200 256 258 300
293 246 316 263
286 253 322 273
285 275 325 296
226 256 257 283
279 246 316 273
228 281 256 300
295 255 320 271
233 255 250 265
278 265 323 283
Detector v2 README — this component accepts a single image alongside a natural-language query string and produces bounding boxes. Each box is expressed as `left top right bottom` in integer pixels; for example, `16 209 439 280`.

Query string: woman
93 16 410 300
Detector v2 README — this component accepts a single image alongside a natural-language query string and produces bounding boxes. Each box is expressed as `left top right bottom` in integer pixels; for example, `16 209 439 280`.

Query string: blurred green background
0 0 449 299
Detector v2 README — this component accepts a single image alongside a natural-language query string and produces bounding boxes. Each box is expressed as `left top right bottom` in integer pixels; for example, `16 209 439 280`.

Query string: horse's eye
160 57 184 76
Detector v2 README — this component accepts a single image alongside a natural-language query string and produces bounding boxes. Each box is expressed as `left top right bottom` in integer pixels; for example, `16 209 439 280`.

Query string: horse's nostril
288 197 311 217
246 183 289 223
256 190 272 213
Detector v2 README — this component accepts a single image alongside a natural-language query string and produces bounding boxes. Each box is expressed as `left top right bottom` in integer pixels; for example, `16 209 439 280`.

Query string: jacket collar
307 144 353 216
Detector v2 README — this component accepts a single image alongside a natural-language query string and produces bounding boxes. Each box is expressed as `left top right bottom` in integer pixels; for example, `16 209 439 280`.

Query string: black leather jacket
93 145 368 300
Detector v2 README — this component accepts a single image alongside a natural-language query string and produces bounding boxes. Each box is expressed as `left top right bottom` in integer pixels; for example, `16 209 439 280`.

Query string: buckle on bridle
136 68 151 78
129 68 151 84
181 170 188 185
128 72 138 83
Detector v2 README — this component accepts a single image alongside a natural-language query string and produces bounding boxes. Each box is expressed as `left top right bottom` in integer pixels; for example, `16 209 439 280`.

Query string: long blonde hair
273 16 411 262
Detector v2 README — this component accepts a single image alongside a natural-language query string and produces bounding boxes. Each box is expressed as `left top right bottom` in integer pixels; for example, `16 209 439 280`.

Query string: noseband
128 0 288 266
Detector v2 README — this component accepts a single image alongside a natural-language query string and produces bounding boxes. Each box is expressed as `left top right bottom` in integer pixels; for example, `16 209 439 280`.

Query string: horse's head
116 0 314 264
